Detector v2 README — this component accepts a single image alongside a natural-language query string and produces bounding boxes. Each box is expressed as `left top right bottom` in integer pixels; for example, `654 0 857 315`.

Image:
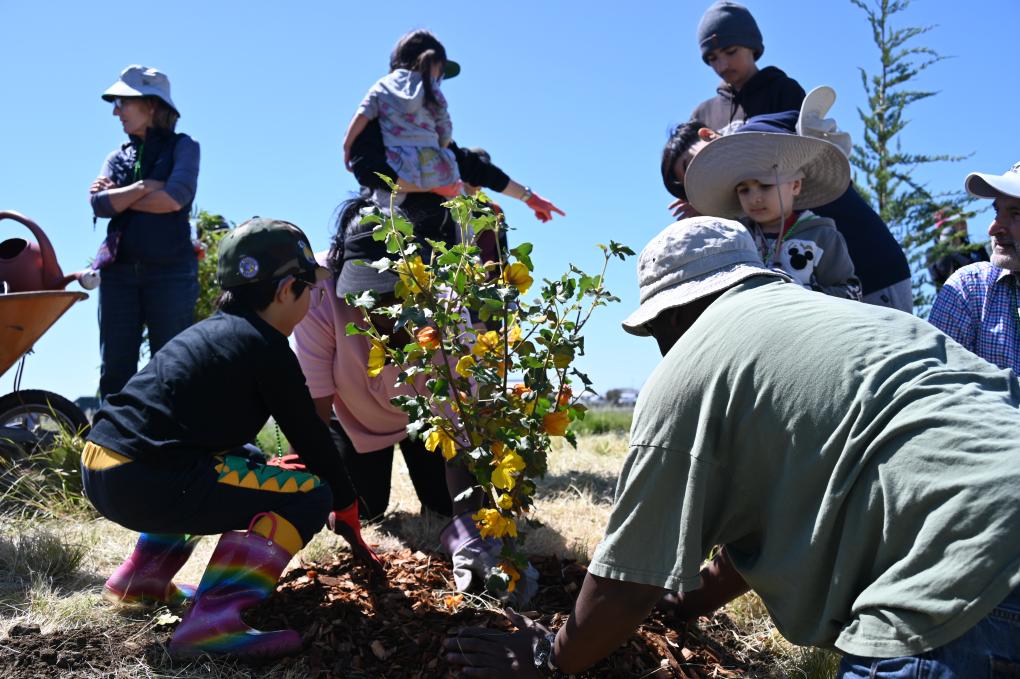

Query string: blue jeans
839 587 1020 678
98 258 198 398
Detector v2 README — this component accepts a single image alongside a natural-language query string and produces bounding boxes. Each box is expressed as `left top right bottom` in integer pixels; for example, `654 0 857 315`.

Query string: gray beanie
696 1 764 64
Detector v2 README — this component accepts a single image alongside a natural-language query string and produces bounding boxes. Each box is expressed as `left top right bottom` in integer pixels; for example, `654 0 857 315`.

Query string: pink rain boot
104 533 201 608
168 514 301 660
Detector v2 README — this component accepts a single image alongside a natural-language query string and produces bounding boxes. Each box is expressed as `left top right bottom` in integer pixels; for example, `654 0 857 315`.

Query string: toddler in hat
342 30 461 204
684 108 862 300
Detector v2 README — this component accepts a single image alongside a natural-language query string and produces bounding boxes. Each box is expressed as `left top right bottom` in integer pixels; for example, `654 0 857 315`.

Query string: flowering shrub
345 177 632 595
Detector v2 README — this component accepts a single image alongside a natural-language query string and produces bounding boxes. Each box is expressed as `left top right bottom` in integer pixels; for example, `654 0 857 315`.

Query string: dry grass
0 433 837 678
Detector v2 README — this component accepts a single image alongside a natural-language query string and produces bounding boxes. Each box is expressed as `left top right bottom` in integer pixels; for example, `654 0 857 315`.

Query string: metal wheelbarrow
0 210 97 453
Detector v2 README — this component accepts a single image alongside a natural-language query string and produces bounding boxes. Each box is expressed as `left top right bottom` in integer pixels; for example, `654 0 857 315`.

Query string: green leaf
510 243 534 270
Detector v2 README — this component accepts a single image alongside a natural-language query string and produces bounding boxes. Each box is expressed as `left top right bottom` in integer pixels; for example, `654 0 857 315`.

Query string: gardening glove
440 512 539 607
231 443 267 464
525 192 566 223
328 500 386 581
267 453 306 471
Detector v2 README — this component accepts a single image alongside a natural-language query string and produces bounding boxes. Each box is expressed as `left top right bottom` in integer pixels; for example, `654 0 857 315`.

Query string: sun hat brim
101 81 178 114
685 132 851 220
622 265 788 336
965 170 1020 200
335 260 399 297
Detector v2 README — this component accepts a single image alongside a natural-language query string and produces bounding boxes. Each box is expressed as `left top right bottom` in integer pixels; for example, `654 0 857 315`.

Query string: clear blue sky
1 0 1017 401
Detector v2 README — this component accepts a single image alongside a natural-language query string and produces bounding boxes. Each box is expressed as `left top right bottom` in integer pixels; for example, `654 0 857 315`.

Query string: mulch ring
0 550 778 678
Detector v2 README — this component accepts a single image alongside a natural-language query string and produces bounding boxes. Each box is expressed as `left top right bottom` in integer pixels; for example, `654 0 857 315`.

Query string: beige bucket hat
621 216 790 336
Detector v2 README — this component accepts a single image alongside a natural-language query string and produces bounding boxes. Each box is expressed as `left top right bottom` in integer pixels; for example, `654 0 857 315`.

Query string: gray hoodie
749 211 862 301
356 69 452 149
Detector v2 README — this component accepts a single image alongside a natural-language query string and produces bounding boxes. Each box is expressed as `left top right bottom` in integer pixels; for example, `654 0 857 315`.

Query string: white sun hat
102 65 178 114
621 216 790 336
965 161 1020 199
797 86 852 157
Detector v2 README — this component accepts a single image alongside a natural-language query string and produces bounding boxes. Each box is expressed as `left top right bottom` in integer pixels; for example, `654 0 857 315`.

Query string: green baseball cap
217 218 330 289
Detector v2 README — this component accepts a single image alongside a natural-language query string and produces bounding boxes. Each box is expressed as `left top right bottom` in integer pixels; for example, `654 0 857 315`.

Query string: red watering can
0 211 96 292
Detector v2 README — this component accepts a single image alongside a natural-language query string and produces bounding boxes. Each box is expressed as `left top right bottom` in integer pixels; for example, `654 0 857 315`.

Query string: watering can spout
0 211 70 292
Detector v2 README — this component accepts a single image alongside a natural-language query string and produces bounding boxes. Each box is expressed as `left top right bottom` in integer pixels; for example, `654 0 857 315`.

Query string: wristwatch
532 632 566 677
520 185 534 202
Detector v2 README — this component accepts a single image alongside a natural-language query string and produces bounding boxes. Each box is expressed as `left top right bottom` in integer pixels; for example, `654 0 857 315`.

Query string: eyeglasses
111 97 140 110
285 275 326 305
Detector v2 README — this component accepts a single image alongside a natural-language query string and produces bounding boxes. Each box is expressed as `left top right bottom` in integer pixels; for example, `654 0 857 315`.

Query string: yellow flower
507 323 522 345
503 262 533 295
542 410 570 436
395 256 432 297
492 450 526 491
367 339 387 378
498 561 521 593
496 493 514 510
425 428 457 461
473 508 518 540
455 355 476 377
472 330 502 358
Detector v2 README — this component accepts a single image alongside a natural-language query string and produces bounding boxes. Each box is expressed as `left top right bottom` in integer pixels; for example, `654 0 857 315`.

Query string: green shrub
571 409 632 436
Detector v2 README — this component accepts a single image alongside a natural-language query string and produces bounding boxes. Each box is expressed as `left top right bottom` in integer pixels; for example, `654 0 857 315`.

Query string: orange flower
416 326 440 351
542 410 570 436
498 561 521 593
557 385 573 408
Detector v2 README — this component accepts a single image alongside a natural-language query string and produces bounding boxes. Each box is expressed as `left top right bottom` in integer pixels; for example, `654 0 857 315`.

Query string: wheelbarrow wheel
0 390 89 456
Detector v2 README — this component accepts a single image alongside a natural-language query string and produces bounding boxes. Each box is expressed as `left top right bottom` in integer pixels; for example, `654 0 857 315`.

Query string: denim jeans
839 587 1020 678
98 258 198 398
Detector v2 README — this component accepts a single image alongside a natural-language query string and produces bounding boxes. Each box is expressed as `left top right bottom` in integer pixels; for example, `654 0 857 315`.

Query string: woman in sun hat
684 90 862 300
88 64 201 399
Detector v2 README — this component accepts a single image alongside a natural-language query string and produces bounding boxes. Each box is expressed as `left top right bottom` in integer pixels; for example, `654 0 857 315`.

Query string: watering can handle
0 210 66 290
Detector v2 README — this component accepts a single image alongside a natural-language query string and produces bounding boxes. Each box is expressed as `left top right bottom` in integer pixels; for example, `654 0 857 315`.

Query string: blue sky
1 0 1017 401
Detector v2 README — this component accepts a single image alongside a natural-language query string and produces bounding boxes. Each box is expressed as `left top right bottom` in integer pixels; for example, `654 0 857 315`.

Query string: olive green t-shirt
588 277 1020 657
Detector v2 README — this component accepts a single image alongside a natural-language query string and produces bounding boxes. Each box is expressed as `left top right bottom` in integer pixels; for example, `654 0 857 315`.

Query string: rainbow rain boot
168 514 301 660
104 533 201 608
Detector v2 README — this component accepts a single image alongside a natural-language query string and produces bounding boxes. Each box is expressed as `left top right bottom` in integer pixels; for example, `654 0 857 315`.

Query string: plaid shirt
929 262 1020 373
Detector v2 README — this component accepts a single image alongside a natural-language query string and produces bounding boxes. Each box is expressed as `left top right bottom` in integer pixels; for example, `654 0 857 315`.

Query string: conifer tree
851 0 971 314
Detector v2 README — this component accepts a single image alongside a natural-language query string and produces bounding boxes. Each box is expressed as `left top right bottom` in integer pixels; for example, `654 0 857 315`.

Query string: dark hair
328 192 384 275
661 120 707 200
389 30 447 107
215 276 309 313
144 96 179 132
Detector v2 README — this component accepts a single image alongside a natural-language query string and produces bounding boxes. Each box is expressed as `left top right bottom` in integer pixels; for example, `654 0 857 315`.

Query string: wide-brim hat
622 216 789 336
102 64 178 114
685 131 851 219
965 161 1020 199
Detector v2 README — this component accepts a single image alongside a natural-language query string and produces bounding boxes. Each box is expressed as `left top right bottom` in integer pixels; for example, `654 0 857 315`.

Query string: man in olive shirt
445 217 1020 677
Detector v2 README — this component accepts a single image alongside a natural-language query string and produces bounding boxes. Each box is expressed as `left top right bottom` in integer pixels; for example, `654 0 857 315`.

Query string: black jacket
89 310 355 509
348 119 511 244
691 66 805 132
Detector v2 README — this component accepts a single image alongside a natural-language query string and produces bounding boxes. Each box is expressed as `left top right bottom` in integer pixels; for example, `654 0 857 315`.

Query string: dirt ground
0 549 778 678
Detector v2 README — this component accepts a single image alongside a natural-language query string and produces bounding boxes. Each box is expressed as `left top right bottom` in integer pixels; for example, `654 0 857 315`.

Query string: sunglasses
111 97 140 109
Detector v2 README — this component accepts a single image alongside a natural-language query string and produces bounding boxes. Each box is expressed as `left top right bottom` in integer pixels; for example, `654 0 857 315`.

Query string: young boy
684 125 862 300
691 1 805 133
83 218 381 660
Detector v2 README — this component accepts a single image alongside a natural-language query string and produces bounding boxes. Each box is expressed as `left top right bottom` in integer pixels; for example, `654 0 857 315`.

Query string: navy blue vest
107 129 194 264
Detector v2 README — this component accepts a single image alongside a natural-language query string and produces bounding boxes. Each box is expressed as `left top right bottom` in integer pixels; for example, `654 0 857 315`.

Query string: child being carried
342 30 462 204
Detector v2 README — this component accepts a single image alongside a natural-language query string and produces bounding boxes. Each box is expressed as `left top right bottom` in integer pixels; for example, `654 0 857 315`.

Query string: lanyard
132 142 145 181
757 212 808 265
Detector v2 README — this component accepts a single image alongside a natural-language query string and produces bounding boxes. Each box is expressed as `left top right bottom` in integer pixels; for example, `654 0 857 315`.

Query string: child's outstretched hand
669 197 701 220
